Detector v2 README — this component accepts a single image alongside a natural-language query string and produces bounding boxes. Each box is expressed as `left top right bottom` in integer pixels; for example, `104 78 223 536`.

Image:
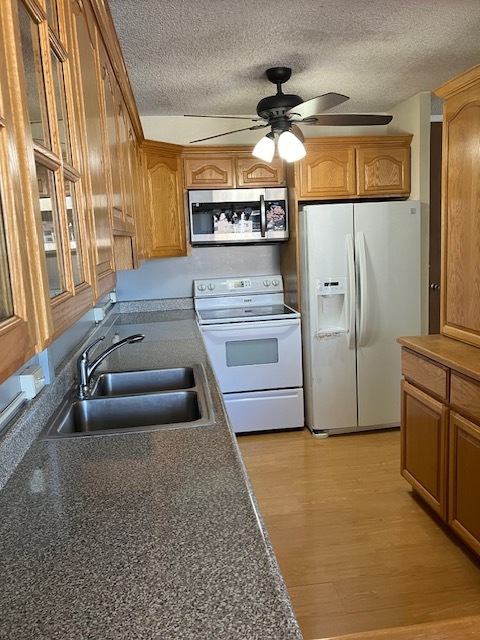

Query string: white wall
141 115 386 146
387 91 432 334
116 245 281 300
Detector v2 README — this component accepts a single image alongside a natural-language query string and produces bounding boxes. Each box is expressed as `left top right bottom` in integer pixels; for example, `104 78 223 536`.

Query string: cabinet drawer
451 372 480 423
401 348 448 400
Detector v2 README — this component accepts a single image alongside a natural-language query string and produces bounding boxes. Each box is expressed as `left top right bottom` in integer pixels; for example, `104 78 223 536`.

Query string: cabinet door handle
430 283 440 290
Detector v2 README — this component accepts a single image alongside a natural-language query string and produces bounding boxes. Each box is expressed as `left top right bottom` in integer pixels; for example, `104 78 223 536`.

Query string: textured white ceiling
108 0 479 125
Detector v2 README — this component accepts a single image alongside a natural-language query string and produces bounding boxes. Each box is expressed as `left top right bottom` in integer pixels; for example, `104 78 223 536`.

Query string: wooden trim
434 64 480 100
21 0 47 24
88 0 143 142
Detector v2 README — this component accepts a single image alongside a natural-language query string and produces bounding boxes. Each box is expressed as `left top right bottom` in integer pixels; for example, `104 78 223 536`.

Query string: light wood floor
237 428 480 640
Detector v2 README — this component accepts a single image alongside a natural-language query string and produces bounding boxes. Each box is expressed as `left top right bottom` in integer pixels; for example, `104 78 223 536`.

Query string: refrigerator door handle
346 234 356 349
356 231 368 346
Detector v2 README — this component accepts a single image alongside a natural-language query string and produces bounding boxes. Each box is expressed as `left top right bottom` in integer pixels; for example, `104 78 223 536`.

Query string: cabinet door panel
357 146 410 196
442 95 480 345
235 155 285 187
298 148 356 199
449 412 480 557
401 380 448 519
144 144 187 258
183 156 234 189
70 2 115 296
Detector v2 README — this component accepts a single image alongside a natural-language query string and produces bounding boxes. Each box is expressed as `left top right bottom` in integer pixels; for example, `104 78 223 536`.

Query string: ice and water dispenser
315 277 348 336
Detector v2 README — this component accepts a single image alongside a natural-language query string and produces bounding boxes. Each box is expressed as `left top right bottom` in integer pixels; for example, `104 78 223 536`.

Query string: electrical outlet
20 366 46 399
93 306 106 322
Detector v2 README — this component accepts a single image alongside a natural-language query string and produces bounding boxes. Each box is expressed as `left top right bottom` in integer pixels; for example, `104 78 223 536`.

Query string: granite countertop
0 311 302 639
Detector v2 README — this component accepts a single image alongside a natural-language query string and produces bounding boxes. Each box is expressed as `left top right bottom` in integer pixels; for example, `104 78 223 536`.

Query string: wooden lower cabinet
399 338 480 557
401 380 448 519
449 412 480 556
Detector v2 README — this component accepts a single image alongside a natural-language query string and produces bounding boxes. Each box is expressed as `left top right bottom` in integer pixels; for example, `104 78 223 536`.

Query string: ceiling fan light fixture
252 132 275 162
277 130 306 162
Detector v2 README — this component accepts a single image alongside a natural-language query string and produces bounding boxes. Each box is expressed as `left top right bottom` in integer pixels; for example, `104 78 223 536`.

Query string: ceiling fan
185 67 392 162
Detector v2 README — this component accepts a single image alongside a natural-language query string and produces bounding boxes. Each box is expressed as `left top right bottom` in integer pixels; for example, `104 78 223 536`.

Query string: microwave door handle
260 195 266 237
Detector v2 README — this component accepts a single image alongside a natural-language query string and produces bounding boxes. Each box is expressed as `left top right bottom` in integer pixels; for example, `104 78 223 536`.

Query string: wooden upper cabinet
0 39 36 382
235 154 286 187
357 143 410 196
116 96 135 232
183 147 286 189
69 0 115 301
297 145 356 199
142 140 187 258
183 155 234 189
297 136 412 200
434 65 480 347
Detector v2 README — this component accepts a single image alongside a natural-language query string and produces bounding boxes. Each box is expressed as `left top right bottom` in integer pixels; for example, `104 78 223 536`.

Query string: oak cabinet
399 338 480 557
401 380 448 519
183 155 234 189
449 412 480 557
69 0 115 301
235 154 286 187
297 146 356 198
434 65 480 347
0 30 37 384
357 144 410 196
296 136 411 200
142 140 187 258
183 148 286 189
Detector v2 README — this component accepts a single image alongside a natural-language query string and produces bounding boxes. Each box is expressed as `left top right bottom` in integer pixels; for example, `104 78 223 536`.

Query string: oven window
225 338 278 367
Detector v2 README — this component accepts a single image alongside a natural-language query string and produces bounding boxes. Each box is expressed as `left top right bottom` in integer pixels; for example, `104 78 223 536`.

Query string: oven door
200 319 302 393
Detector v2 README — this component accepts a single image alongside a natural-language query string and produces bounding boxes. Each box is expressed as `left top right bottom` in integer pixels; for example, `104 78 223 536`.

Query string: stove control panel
194 275 283 297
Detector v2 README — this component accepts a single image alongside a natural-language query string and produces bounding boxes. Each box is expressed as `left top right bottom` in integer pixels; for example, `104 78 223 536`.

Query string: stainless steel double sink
42 364 214 439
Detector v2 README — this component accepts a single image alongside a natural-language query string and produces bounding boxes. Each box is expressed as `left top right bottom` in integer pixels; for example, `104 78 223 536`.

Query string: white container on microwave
188 188 289 245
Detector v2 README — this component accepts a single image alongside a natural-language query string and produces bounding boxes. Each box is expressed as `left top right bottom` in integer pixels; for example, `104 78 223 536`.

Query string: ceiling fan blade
303 114 393 126
185 114 263 121
189 123 268 144
286 92 349 119
291 123 305 143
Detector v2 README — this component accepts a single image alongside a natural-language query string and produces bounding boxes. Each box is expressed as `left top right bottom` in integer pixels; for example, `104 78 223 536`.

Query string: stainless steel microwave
188 188 289 246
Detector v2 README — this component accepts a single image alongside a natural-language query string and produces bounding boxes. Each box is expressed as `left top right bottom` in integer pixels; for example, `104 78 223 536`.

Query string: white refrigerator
300 201 422 436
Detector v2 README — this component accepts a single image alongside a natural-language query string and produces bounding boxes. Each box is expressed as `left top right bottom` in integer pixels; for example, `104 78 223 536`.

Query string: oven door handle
260 195 266 237
200 318 300 331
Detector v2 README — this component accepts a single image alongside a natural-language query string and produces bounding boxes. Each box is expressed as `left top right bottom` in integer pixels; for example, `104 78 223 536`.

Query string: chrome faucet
77 333 145 399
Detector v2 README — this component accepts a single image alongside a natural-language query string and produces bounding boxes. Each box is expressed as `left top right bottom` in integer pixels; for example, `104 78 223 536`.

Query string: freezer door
300 204 357 432
354 201 421 428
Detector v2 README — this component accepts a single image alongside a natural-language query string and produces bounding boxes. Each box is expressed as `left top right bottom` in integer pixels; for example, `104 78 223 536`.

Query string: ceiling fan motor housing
256 93 304 119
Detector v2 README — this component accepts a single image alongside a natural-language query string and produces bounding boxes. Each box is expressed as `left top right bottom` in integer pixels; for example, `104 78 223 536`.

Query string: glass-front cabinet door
0 13 36 383
13 0 93 344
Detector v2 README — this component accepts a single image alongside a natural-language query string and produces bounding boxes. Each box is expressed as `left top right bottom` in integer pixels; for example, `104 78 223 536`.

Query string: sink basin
91 367 195 397
43 390 212 438
41 363 214 438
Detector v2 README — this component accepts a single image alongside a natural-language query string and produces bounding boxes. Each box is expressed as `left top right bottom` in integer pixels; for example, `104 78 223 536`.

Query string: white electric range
194 275 304 434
